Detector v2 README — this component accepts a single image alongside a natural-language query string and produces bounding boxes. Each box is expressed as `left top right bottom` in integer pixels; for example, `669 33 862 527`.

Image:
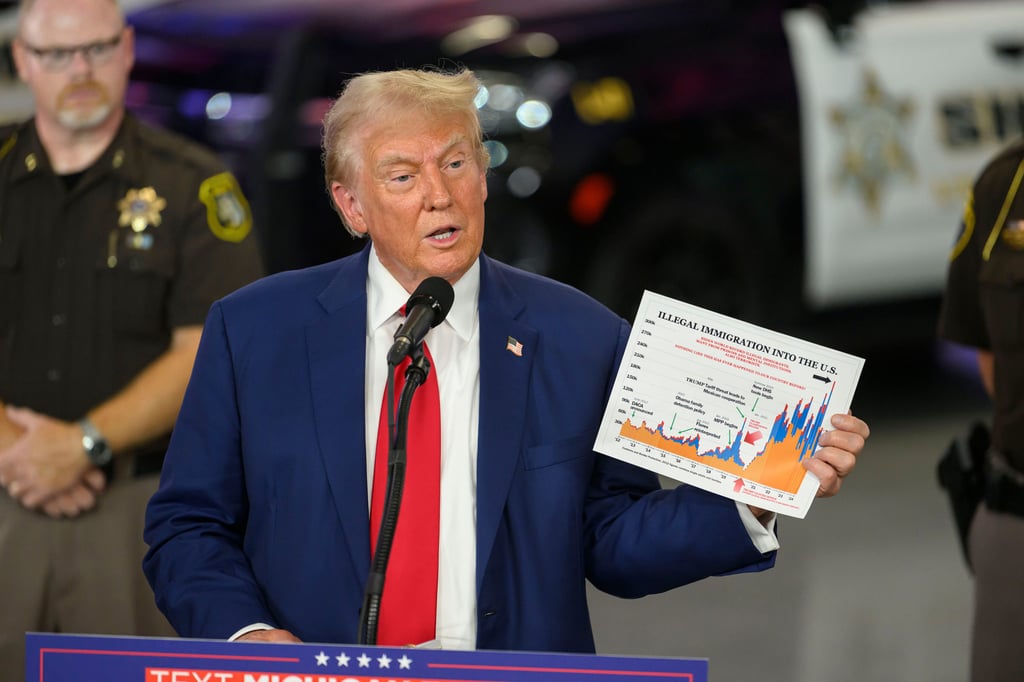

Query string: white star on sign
357 653 372 668
377 654 392 669
336 653 350 667
315 651 329 666
398 655 413 670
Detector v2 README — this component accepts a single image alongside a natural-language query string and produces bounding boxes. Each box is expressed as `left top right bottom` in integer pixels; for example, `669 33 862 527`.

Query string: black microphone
387 276 455 365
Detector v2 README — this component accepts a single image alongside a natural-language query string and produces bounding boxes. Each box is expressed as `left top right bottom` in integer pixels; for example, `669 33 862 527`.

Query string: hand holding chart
594 291 865 518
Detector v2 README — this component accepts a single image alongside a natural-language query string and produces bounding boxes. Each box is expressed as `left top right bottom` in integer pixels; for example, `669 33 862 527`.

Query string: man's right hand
236 629 302 644
0 401 106 518
0 401 20 450
39 468 107 518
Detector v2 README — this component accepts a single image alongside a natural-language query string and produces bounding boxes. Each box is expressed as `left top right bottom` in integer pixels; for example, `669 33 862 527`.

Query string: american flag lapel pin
505 336 524 357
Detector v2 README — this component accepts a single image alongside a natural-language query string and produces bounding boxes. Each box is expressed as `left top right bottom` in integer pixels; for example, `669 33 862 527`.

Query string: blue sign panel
27 633 708 681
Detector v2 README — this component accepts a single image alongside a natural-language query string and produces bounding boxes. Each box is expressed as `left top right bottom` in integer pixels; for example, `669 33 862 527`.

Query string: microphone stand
357 344 431 645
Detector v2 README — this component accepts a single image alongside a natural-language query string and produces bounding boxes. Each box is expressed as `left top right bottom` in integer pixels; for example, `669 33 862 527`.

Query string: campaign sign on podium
27 633 708 681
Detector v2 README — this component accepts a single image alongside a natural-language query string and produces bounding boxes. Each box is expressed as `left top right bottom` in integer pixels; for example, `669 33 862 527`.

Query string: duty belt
984 450 1024 519
105 445 166 481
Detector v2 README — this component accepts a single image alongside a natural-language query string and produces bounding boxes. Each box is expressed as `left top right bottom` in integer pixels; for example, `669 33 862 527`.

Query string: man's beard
55 81 113 130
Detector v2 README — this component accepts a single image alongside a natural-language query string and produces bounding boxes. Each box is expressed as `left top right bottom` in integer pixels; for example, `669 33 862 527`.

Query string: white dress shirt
365 247 481 650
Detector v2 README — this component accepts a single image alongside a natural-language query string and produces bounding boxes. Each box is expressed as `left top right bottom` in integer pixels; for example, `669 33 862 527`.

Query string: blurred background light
441 14 517 56
205 92 232 120
487 83 524 112
484 140 509 168
520 32 559 58
474 86 490 110
571 77 635 125
515 99 552 129
507 166 541 197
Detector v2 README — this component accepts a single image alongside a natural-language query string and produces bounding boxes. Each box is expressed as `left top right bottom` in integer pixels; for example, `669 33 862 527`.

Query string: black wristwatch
78 417 113 467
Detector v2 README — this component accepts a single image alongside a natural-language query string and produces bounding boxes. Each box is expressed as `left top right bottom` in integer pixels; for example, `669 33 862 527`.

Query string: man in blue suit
143 67 869 652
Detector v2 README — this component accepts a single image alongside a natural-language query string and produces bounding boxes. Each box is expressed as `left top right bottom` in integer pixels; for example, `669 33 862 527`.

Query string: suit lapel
475 256 536 592
307 247 372 585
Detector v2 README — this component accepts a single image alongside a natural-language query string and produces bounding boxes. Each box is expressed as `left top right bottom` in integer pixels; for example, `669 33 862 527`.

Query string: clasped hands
0 403 106 518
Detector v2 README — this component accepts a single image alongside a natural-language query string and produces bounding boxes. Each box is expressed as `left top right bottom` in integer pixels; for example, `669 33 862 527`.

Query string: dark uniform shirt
0 113 264 462
939 138 1024 468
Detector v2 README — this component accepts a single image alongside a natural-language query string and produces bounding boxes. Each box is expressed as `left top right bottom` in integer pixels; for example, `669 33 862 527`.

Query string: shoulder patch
198 172 253 243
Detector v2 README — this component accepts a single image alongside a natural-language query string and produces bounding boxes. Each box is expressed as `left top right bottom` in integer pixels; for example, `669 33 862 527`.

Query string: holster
936 420 990 571
984 448 1024 519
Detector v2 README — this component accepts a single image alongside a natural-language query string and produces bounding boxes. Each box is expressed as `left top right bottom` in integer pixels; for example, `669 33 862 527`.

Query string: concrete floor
587 341 987 681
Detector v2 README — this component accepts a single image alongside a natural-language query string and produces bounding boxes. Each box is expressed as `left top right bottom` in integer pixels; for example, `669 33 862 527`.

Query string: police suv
2 0 1022 346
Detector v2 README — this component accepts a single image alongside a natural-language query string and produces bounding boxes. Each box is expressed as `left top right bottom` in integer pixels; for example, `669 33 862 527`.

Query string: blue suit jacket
144 246 775 653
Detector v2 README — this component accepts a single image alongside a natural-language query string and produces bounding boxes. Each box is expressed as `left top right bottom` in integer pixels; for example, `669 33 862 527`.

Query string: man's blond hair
321 67 489 237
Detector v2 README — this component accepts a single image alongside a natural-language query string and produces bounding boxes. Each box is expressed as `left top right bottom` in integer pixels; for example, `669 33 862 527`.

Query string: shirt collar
8 113 136 185
366 244 480 342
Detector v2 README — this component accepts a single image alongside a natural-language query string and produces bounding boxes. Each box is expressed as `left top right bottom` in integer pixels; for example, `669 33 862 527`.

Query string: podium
27 632 707 681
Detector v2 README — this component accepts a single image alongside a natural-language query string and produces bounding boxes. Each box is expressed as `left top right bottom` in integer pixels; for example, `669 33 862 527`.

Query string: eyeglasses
19 30 124 72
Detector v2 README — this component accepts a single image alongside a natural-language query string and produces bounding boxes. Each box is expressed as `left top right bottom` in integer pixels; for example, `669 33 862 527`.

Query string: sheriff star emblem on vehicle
829 69 916 217
118 187 167 232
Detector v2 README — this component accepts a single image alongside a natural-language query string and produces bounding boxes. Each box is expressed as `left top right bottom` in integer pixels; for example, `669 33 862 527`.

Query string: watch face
92 445 113 466
79 419 112 466
83 434 112 466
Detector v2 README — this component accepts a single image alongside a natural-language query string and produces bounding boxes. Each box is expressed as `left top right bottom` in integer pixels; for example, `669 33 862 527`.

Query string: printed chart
594 291 864 518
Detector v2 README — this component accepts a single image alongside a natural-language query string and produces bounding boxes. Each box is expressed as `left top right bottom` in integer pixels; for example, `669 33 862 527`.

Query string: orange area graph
619 386 832 494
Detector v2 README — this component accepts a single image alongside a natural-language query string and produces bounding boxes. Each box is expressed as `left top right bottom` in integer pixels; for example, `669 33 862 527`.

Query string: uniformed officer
0 0 264 678
939 137 1024 682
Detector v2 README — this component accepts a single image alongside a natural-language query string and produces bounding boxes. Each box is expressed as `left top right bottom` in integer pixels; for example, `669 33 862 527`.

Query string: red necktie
369 342 441 646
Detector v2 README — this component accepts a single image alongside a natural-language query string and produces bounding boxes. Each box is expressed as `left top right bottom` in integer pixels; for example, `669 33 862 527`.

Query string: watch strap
78 417 113 467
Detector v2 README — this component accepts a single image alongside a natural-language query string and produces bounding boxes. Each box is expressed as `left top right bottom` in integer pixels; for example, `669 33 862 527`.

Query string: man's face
331 114 488 293
13 0 134 132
